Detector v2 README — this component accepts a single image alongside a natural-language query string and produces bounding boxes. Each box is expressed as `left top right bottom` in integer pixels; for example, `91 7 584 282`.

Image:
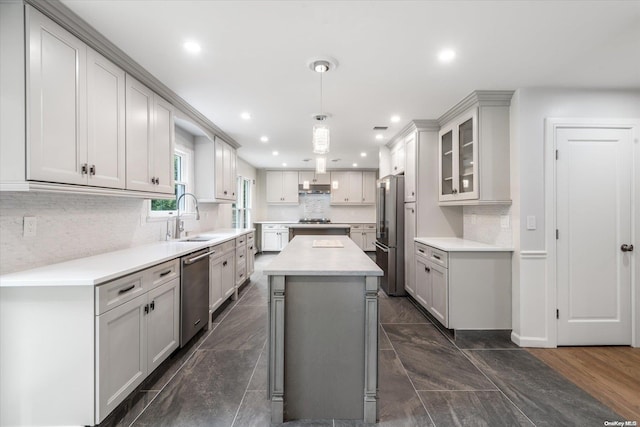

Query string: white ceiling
61 0 640 170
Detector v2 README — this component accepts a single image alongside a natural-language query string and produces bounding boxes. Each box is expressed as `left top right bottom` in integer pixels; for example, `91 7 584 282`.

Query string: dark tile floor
101 254 622 427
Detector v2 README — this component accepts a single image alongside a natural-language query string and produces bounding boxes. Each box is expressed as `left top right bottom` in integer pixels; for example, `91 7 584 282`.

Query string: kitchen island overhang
263 235 382 424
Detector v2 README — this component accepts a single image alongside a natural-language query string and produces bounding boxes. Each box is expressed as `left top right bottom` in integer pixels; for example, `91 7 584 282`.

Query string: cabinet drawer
96 271 146 315
364 224 376 230
247 232 254 242
211 240 235 261
415 242 429 259
236 235 246 246
236 264 247 284
147 259 179 291
236 244 247 261
350 224 363 230
429 247 448 268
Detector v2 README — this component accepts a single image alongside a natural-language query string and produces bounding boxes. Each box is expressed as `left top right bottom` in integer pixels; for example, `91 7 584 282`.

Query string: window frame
147 145 195 221
232 176 252 229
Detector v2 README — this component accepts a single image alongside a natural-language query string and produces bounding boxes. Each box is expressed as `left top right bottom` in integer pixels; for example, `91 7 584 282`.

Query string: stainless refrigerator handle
374 241 389 253
183 250 216 265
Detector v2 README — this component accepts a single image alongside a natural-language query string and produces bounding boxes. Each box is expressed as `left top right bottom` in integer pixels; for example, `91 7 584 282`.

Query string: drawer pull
433 254 441 260
418 249 425 254
194 319 201 326
118 285 136 294
159 269 172 277
223 261 228 266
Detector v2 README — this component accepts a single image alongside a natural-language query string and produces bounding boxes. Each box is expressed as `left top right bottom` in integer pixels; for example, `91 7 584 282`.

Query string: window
232 176 252 228
149 147 194 218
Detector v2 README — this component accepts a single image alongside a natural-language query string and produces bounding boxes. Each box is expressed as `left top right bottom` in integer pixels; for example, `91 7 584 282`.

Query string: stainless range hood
298 184 331 194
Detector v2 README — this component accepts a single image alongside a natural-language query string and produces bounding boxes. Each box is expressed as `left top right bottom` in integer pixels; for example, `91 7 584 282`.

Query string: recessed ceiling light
282 162 287 167
391 115 400 123
352 163 358 167
272 151 279 156
438 49 456 63
241 112 251 120
360 152 367 157
183 40 201 54
375 134 384 140
260 136 269 143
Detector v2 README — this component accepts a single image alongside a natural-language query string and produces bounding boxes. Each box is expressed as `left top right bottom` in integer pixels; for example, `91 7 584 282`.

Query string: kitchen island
263 235 382 423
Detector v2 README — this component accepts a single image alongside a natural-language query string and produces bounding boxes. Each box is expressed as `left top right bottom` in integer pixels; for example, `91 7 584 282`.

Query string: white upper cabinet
404 133 416 202
439 109 478 202
27 7 87 185
362 171 377 204
86 48 126 189
125 75 175 194
330 171 376 205
390 141 405 175
298 171 330 186
194 136 237 203
266 171 299 204
215 138 237 201
437 91 513 205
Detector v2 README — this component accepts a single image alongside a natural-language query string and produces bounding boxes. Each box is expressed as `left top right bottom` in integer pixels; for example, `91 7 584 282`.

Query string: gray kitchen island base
265 236 381 424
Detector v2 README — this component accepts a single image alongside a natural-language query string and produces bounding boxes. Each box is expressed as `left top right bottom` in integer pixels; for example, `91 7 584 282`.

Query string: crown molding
386 119 440 148
437 90 514 126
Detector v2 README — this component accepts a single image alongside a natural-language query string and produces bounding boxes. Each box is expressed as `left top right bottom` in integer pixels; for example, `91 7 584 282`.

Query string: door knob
621 244 634 252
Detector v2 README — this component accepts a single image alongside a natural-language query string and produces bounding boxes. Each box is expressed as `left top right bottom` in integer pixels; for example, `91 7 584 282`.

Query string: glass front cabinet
439 109 478 202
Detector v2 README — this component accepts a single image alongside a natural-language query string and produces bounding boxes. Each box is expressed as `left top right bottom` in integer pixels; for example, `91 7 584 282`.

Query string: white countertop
0 228 254 288
414 237 513 252
264 235 382 276
254 221 374 225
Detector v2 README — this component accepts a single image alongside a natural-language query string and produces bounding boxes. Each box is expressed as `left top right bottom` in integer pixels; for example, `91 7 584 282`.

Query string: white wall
511 87 640 347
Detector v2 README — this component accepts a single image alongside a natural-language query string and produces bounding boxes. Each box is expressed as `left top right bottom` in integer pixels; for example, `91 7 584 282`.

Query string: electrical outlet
500 215 510 229
23 216 37 237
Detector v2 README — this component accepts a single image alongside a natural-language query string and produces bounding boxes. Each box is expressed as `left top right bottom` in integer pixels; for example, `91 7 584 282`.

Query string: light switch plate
23 216 37 237
500 215 510 229
527 215 537 230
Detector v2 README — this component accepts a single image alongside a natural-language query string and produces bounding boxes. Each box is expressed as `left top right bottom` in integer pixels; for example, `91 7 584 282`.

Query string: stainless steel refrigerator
375 175 405 296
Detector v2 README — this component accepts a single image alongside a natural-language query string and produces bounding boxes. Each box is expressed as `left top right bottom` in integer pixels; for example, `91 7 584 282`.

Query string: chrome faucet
174 192 201 239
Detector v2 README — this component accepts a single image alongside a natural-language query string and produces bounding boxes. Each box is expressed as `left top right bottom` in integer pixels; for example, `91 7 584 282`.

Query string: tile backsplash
0 193 230 275
299 193 330 219
463 205 512 247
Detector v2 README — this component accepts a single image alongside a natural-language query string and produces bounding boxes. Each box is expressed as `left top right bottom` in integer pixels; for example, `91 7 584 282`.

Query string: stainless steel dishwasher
180 247 214 347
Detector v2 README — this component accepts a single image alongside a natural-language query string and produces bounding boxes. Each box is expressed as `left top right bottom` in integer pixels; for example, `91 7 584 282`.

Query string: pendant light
310 59 335 155
315 156 327 174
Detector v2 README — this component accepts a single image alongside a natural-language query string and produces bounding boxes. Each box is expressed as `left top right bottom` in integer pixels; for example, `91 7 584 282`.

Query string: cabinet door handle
452 189 458 194
118 284 136 294
412 191 415 196
144 304 149 314
151 177 156 185
223 261 228 266
621 244 634 252
89 165 96 176
156 177 160 185
425 266 431 273
81 163 88 175
150 300 155 311
159 269 172 277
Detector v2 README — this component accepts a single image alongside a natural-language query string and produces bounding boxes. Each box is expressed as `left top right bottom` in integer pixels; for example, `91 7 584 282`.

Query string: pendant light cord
320 72 323 116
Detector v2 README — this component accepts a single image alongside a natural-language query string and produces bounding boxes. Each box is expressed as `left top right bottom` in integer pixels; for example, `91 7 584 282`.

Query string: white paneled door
556 127 633 345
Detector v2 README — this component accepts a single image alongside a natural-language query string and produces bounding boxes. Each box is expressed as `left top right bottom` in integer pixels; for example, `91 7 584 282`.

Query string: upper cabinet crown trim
24 0 240 149
386 120 440 149
437 90 514 126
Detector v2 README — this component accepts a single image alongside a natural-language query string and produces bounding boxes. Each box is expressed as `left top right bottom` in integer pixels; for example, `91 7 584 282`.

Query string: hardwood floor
528 346 640 422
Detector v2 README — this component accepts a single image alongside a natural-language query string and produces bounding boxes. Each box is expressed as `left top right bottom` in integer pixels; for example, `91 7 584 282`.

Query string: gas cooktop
298 218 331 224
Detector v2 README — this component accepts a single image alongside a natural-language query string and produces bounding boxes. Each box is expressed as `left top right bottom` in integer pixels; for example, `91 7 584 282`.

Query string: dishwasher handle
183 250 216 265
374 241 390 253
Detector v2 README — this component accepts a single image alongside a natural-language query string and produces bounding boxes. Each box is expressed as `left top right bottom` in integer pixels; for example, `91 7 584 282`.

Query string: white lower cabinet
96 260 179 423
262 225 289 251
349 224 376 251
413 241 511 330
247 233 255 276
209 240 236 316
